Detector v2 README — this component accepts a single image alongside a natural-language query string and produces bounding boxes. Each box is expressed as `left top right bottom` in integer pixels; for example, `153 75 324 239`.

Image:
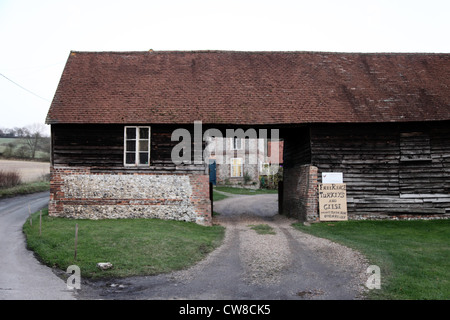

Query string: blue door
209 160 216 185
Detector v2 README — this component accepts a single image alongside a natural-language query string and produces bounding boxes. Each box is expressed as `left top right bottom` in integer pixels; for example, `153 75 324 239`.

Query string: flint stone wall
49 167 211 225
63 174 193 200
216 163 260 189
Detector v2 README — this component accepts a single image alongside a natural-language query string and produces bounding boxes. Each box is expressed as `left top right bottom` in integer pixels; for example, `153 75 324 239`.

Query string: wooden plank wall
281 126 311 169
52 124 123 167
309 121 450 216
51 124 206 173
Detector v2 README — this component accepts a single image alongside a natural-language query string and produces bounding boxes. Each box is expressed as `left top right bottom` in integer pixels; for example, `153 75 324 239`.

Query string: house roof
46 50 450 125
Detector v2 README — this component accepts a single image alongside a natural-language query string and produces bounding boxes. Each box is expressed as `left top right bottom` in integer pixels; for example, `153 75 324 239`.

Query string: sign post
318 183 348 221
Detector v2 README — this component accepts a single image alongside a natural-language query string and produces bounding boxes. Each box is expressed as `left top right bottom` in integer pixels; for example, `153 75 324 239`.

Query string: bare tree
20 123 48 159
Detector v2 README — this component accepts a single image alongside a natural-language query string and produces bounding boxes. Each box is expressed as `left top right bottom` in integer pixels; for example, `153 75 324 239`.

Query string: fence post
39 210 42 236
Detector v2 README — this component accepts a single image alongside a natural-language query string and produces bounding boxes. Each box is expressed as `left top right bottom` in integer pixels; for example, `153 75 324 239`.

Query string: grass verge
214 186 278 195
23 209 225 279
248 224 276 235
213 190 229 201
0 181 49 198
293 220 450 300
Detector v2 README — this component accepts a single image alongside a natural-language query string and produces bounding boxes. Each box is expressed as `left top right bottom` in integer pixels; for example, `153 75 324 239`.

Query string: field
0 137 50 160
0 159 50 182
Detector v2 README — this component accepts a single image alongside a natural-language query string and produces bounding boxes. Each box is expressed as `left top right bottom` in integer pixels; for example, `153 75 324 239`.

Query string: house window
400 132 431 162
230 158 243 177
260 162 270 175
231 137 242 150
124 126 150 166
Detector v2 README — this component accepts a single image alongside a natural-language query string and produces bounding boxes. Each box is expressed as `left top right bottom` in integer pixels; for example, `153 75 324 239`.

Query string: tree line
0 123 50 161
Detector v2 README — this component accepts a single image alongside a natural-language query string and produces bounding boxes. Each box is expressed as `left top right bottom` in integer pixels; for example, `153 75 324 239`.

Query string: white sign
322 172 343 184
318 183 348 221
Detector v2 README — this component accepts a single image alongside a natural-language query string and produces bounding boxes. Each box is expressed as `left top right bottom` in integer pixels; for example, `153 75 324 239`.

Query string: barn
45 50 450 224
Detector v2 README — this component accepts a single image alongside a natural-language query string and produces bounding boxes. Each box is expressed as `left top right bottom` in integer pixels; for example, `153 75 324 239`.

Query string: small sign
322 172 343 184
319 183 348 221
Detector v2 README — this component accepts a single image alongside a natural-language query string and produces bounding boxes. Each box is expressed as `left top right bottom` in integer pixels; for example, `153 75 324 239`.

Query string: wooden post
39 210 42 236
278 181 283 215
74 224 78 261
28 205 32 226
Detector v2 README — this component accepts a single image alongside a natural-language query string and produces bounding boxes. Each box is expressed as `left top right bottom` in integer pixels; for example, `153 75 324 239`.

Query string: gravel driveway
78 192 370 300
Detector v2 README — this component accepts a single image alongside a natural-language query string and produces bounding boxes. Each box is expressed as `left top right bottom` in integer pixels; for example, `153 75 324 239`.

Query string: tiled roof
46 51 450 124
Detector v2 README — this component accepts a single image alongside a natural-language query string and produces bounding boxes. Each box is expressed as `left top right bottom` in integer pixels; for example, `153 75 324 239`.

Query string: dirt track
77 193 369 300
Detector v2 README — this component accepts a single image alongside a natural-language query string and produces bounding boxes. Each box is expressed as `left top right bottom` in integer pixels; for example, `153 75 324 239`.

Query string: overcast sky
1 0 449 134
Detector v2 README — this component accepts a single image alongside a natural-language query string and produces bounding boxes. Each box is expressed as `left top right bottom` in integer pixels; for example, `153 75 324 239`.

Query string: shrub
260 165 283 189
243 171 252 184
0 170 22 189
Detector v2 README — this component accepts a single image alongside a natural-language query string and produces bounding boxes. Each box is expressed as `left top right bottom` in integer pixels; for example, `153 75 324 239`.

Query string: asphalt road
0 191 368 300
78 193 368 300
0 192 75 300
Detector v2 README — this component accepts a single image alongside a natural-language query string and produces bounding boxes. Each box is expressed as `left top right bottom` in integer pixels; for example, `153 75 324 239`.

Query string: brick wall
49 166 212 225
188 174 212 225
282 164 318 221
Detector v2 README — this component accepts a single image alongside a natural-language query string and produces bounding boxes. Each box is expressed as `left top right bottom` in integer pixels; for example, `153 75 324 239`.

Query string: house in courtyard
207 136 283 189
46 50 450 224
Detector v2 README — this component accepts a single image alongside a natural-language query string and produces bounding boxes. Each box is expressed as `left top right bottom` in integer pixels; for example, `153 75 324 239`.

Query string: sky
0 0 449 135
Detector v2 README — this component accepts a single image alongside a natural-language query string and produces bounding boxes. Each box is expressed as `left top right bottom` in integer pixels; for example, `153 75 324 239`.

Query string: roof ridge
47 50 450 124
68 50 450 56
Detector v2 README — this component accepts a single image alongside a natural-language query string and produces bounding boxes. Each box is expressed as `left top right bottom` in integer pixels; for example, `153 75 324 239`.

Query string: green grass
248 224 276 235
0 137 50 160
23 209 225 279
214 186 278 195
213 190 229 201
0 181 49 198
0 137 19 150
293 220 450 300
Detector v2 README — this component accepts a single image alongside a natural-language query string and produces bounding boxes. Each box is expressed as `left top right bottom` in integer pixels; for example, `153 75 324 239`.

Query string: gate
209 160 216 185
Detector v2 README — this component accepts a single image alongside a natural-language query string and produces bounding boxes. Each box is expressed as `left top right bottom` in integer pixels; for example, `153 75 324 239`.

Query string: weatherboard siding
309 122 450 217
51 124 206 173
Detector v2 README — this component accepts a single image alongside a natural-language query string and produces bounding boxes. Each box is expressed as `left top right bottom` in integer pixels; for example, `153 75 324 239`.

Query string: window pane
234 138 241 150
139 152 149 165
126 153 135 164
126 127 136 139
124 127 151 166
126 140 136 151
139 140 149 151
139 128 149 139
231 158 242 177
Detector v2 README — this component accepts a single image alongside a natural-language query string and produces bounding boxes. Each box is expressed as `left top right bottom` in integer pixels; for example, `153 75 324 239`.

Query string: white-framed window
231 137 243 150
230 158 243 177
260 162 270 175
124 126 150 166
